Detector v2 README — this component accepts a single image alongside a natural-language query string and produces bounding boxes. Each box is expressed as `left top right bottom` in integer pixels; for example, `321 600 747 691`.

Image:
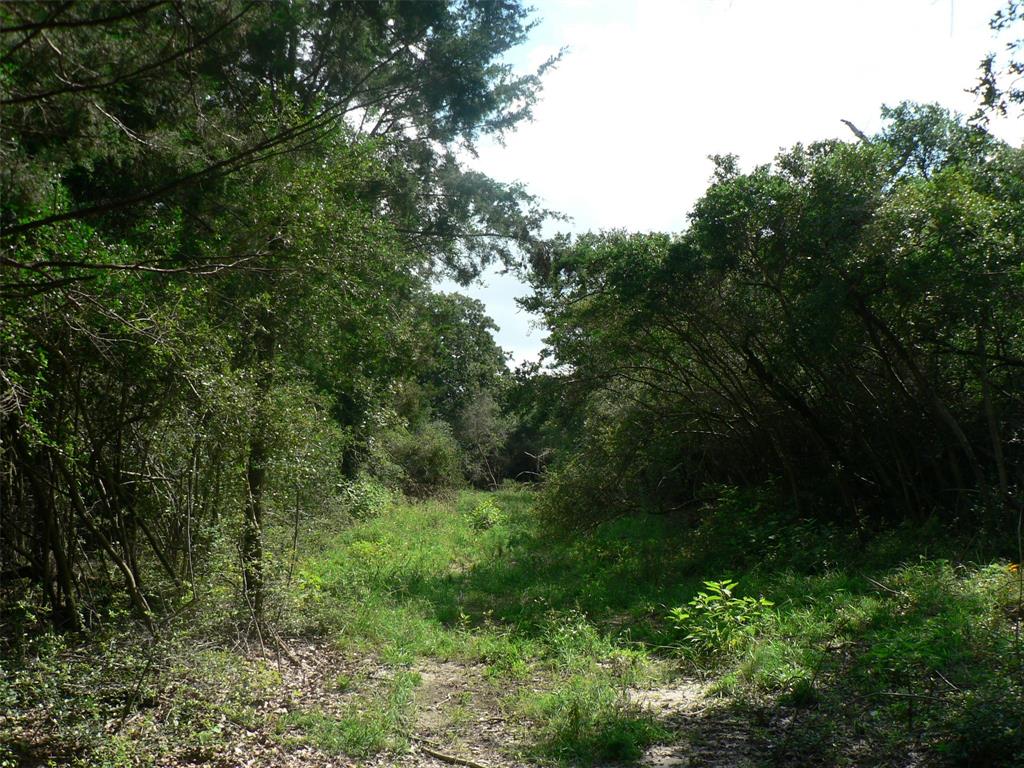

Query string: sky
436 0 1023 367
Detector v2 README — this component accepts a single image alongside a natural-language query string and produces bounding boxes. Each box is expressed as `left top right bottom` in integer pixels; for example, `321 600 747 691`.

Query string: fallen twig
865 576 901 595
265 622 303 669
852 691 947 703
412 736 492 768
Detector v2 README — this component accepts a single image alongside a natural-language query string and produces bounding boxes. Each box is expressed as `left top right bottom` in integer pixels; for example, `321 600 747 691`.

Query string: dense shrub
338 475 393 520
526 105 1024 530
369 421 464 498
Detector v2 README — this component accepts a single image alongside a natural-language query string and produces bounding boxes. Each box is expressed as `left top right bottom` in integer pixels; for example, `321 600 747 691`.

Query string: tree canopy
524 105 1023 526
0 0 551 632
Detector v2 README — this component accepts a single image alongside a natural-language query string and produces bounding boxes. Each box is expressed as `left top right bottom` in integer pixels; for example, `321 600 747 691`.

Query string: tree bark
242 310 275 627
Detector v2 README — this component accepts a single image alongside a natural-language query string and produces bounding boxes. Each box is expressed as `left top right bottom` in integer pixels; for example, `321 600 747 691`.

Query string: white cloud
447 0 1023 365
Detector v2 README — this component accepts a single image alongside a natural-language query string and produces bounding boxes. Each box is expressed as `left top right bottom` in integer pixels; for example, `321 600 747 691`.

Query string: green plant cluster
277 670 420 756
527 103 1023 530
468 497 507 530
1 0 541 642
4 487 1021 766
667 580 774 657
338 475 393 521
368 421 466 499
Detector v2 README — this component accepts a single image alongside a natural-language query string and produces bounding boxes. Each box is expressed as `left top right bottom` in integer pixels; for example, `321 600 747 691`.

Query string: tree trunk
978 324 1009 504
242 430 267 623
852 296 990 508
242 310 275 627
14 435 82 631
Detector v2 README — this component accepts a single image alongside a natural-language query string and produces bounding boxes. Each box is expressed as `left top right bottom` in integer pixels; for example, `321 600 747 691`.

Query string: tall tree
1 0 555 631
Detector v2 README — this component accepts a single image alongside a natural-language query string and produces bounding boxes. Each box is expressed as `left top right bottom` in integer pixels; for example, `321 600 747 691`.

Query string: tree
411 291 509 422
974 1 1024 120
0 0 555 631
525 104 1024 527
1 1 555 285
456 390 511 489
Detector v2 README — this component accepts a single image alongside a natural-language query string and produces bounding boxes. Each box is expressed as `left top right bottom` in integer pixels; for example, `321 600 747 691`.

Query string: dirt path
400 663 764 768
248 641 761 768
636 684 763 768
381 658 517 768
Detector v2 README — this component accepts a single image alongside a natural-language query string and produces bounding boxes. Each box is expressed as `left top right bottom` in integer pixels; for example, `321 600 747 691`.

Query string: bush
668 579 774 657
455 391 511 488
467 497 506 530
944 682 1024 767
368 421 464 497
338 475 392 519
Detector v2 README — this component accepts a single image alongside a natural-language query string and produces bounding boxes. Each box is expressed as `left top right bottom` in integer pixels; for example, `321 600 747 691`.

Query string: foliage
413 293 510 422
519 671 666 764
456 390 513 489
4 488 1021 765
3 3 1023 765
944 679 1024 767
277 670 419 756
668 580 774 657
288 488 1022 765
337 475 393 521
369 420 465 498
526 104 1024 528
0 0 546 635
0 628 281 767
975 1 1024 119
467 496 506 531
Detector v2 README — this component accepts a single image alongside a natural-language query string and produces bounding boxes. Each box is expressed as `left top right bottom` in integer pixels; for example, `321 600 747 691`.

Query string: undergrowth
2 483 1021 766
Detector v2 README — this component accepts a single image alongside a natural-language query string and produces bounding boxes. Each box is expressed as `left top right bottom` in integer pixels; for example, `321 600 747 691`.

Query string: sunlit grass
9 486 1015 766
277 669 420 755
285 484 1022 765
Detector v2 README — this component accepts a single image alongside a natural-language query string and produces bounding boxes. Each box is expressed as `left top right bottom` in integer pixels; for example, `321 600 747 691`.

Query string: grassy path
274 486 688 766
4 486 1019 766
271 486 1019 767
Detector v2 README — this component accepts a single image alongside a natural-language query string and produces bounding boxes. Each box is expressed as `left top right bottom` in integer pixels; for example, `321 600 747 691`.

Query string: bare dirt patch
392 659 523 768
629 680 765 768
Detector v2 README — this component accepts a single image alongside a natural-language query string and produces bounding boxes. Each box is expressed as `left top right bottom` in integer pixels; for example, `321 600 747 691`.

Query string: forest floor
2 487 1021 767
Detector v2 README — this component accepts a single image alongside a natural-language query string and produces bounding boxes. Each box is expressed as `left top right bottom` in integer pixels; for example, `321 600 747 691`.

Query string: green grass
0 631 284 768
278 669 420 755
4 484 1020 766
287 484 1023 766
286 485 672 762
519 671 668 764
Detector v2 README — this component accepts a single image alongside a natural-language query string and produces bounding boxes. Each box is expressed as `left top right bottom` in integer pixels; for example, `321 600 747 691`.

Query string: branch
0 2 73 63
411 738 492 768
841 119 871 143
1 3 254 106
1 101 343 238
1 2 168 34
2 255 262 275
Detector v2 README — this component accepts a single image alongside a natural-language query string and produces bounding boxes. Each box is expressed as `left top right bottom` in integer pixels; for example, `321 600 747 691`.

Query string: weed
668 580 774 657
471 632 531 679
520 672 667 764
334 673 353 692
468 496 506 530
338 474 392 520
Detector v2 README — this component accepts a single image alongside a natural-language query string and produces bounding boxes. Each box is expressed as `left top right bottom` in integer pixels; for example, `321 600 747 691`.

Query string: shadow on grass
378 488 1023 767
